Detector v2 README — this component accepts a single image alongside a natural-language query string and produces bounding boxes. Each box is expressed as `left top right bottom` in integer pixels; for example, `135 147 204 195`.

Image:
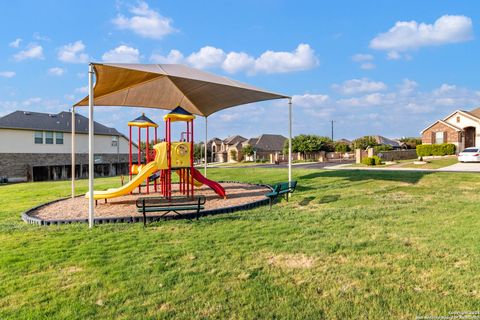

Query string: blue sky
1 0 479 141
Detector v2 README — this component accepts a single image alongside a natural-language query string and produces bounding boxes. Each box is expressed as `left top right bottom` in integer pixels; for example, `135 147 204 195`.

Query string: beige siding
0 128 137 154
444 112 480 148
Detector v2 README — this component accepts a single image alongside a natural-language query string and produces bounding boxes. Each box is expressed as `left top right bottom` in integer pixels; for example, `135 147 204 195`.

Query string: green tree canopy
242 144 255 157
284 135 334 156
352 136 378 150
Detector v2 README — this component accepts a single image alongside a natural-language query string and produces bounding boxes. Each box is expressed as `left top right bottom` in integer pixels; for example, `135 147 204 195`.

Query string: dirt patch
30 182 270 221
267 253 316 269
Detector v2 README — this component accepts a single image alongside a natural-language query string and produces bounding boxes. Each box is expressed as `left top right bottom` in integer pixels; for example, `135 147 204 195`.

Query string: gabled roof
420 119 462 134
442 109 480 123
254 134 287 151
223 135 247 145
243 138 258 146
0 110 122 136
373 135 402 147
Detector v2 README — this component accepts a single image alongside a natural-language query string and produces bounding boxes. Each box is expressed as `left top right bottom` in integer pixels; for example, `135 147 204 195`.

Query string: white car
458 147 480 162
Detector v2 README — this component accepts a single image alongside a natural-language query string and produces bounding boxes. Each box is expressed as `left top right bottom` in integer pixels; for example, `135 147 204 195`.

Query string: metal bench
135 195 206 226
265 181 297 208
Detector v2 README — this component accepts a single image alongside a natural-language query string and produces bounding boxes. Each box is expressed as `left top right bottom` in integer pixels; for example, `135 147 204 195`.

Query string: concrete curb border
22 181 272 226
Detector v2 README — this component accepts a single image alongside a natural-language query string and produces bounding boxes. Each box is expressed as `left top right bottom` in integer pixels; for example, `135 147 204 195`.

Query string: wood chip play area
27 182 271 223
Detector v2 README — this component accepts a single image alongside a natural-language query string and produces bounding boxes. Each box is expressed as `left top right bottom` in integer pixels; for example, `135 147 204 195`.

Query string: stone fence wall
376 149 418 161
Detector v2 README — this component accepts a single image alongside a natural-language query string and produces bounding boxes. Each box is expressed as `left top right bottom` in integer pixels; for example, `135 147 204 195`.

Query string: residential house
0 110 137 181
421 107 480 153
209 134 287 163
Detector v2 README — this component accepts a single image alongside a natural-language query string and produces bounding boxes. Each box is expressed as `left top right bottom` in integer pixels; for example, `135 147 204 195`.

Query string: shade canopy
74 63 290 116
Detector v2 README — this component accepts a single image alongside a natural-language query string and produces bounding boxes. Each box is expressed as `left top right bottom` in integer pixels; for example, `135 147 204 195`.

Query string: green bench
135 195 206 226
265 181 297 208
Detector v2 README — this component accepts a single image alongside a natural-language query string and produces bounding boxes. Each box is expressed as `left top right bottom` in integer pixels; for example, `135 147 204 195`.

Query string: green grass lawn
402 157 458 169
1 168 480 319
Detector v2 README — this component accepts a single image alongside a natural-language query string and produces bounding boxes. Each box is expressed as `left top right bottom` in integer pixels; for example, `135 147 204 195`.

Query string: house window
111 136 118 147
55 132 64 144
45 131 54 144
34 131 43 144
435 131 444 144
456 116 461 123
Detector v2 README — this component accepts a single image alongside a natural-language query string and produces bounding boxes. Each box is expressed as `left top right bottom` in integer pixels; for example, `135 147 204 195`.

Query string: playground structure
87 107 226 200
128 113 158 194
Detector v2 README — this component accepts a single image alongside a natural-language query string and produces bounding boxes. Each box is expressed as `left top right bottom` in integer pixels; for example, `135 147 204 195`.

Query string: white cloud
292 94 330 107
75 86 88 94
33 32 50 41
254 43 319 74
222 52 255 74
14 44 44 61
0 71 16 78
337 93 392 107
102 45 141 63
113 1 176 39
332 78 387 95
186 46 226 69
386 51 401 60
397 79 418 96
9 38 21 48
47 67 65 76
351 54 373 62
433 83 456 95
167 43 318 74
360 62 375 70
58 41 89 63
370 15 473 55
150 49 184 64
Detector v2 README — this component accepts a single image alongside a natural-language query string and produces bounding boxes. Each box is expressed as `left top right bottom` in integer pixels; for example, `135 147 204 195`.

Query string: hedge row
416 143 456 157
361 156 382 166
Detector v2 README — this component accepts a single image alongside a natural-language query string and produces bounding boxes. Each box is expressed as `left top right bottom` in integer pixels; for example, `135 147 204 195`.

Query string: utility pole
330 120 335 141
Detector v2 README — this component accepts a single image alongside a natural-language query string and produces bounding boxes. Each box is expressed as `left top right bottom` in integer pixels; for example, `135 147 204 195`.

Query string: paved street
440 162 480 172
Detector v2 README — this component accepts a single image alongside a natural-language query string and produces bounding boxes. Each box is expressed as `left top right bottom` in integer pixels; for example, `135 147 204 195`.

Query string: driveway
441 162 480 172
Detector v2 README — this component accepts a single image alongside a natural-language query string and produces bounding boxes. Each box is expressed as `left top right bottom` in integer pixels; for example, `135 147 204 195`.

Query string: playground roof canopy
74 63 290 117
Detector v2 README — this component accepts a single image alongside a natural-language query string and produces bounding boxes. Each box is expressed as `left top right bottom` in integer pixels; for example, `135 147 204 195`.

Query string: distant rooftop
0 110 122 136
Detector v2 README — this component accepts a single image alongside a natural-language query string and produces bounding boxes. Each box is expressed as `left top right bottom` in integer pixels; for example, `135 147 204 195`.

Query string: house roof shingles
0 110 121 136
254 134 286 152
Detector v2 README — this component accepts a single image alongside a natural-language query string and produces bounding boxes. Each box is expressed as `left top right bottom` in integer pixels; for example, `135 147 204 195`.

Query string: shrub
416 143 456 157
361 156 383 166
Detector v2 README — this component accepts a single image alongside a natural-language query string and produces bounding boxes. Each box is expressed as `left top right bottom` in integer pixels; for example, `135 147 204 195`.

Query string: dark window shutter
431 132 435 144
443 131 448 143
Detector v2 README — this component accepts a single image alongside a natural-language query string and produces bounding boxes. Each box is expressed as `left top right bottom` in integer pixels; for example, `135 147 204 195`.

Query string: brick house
0 110 137 182
208 134 287 163
421 107 480 153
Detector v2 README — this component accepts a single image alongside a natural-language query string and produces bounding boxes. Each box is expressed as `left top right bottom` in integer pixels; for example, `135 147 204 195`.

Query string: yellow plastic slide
86 161 158 200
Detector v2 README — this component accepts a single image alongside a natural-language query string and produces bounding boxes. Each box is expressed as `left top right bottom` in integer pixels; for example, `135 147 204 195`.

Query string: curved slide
86 161 158 200
191 168 226 199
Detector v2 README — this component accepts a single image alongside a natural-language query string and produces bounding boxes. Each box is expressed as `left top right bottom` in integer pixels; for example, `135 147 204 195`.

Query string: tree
192 143 211 161
242 144 254 159
283 134 334 158
399 137 422 149
334 142 351 152
352 136 378 150
229 149 237 161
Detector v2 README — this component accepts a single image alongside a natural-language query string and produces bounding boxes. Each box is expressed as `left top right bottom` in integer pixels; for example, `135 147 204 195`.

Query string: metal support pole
71 106 76 198
204 116 208 177
288 98 292 186
88 64 95 228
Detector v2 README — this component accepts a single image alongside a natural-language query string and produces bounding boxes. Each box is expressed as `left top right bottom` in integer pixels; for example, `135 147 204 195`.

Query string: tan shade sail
74 63 290 116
